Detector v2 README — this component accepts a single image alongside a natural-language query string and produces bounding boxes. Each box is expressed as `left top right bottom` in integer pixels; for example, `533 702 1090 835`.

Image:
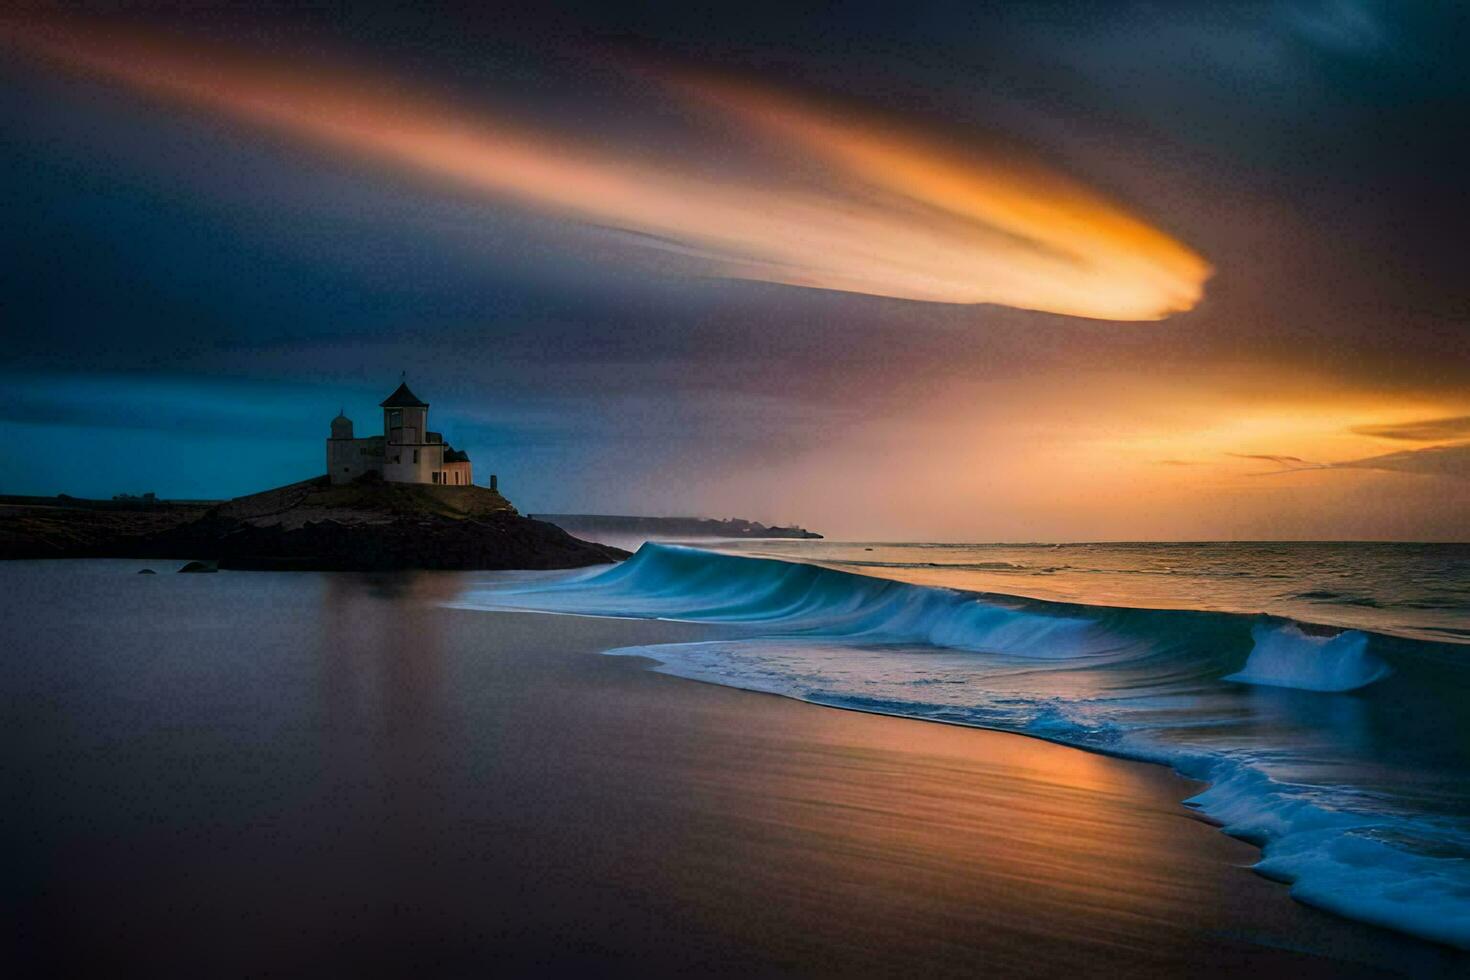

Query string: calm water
459 540 1470 948
0 560 726 974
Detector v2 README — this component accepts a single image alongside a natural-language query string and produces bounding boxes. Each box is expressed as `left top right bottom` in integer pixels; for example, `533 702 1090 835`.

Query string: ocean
455 539 1470 949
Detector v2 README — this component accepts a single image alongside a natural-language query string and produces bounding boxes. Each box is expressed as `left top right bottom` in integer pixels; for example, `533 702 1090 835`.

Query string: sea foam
1224 624 1390 692
455 543 1470 949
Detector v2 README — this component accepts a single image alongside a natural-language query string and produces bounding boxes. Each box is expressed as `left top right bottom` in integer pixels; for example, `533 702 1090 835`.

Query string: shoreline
565 618 1458 974
6 565 1465 975
457 542 1470 949
598 638 1465 951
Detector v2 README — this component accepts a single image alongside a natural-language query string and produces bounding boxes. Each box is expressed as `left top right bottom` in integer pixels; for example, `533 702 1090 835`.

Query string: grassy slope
215 475 518 527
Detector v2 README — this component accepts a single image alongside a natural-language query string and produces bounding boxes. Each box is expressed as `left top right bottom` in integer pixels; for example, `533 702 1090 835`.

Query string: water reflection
317 572 472 831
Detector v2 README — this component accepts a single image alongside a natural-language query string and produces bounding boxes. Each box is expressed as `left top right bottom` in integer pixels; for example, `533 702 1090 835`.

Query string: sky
2 1 1467 540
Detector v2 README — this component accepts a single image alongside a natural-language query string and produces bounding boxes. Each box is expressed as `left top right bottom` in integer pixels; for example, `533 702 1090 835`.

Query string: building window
413 449 419 464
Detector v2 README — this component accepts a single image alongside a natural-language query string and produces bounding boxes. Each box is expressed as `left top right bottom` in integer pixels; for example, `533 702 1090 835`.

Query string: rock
195 513 629 571
2 476 625 571
137 568 156 574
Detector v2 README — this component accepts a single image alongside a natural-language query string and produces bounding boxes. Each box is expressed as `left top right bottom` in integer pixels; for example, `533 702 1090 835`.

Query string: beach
4 562 1462 976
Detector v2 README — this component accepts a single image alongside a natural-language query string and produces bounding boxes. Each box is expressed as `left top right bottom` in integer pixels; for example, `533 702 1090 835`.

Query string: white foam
1224 624 1390 692
454 543 1470 950
1189 764 1470 948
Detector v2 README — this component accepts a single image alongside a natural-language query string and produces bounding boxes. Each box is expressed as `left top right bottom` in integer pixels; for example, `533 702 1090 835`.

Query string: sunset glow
2 6 1464 543
670 72 1212 318
5 7 1470 969
5 19 1210 319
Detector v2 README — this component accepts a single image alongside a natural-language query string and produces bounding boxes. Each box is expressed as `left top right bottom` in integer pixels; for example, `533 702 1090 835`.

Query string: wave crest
456 543 1470 949
485 542 1115 658
1224 625 1391 692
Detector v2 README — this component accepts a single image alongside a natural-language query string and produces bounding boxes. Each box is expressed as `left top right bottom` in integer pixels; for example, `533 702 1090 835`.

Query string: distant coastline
532 514 822 540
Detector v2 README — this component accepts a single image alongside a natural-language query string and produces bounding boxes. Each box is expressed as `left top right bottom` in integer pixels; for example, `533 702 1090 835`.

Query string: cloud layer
4 18 1210 320
1351 416 1470 442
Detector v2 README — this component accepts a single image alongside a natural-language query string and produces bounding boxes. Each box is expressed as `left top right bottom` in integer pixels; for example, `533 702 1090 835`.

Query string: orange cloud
664 71 1212 318
4 18 1210 320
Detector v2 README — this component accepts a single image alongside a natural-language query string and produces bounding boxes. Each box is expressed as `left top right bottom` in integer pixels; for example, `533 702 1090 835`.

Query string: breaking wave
456 543 1470 949
1223 624 1389 692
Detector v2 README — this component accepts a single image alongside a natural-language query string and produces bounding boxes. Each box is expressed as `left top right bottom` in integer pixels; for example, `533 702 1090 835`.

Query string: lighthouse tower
379 381 436 484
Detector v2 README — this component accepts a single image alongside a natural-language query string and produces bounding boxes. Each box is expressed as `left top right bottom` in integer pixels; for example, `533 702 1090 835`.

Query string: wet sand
5 565 1463 976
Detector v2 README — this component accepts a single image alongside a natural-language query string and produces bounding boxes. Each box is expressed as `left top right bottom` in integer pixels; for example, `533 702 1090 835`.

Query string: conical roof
379 382 428 408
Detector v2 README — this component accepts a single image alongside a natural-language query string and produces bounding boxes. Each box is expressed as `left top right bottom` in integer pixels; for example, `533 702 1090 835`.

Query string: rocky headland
0 476 627 570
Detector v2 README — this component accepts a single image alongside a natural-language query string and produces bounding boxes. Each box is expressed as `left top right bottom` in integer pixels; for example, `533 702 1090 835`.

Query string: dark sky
2 1 1467 539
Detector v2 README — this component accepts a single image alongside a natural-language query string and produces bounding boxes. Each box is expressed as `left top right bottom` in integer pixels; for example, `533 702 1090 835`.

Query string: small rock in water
137 568 156 574
177 560 218 574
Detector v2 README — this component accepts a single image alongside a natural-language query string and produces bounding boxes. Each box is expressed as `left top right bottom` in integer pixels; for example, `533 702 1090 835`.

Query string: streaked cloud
661 71 1212 318
1285 1 1389 55
1228 452 1310 466
1237 442 1470 480
1351 415 1470 442
3 18 1209 320
1327 444 1470 479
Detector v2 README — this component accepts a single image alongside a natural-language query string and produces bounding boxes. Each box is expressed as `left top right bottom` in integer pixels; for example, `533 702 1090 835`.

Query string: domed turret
330 411 353 440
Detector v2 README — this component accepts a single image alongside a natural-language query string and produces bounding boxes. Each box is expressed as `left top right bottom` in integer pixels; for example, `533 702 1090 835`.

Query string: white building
326 382 474 486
